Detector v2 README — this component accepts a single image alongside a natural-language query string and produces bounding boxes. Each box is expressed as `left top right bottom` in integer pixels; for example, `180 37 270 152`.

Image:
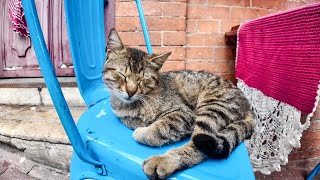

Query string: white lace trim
238 79 320 175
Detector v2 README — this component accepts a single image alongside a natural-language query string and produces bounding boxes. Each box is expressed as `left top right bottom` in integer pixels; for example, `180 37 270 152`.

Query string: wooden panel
0 0 115 78
51 0 74 77
52 0 115 77
0 0 49 77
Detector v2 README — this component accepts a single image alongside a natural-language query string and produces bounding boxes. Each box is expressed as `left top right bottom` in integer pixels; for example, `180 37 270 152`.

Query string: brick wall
115 0 320 170
114 0 320 81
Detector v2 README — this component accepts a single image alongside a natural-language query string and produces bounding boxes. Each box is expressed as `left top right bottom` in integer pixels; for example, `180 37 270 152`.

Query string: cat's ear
149 52 172 69
107 28 124 50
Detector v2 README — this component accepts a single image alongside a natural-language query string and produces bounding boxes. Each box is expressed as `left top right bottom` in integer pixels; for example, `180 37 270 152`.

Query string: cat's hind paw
143 154 181 180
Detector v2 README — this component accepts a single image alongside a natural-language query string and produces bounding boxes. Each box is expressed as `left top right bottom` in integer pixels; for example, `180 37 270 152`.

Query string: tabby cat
103 29 255 180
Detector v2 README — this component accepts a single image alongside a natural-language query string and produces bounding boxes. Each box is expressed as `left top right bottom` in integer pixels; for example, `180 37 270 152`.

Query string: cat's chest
111 101 158 122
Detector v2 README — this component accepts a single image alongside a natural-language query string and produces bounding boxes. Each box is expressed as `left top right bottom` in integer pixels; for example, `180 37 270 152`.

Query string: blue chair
22 0 255 179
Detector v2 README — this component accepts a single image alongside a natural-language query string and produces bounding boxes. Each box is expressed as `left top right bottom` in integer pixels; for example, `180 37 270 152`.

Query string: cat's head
103 29 171 103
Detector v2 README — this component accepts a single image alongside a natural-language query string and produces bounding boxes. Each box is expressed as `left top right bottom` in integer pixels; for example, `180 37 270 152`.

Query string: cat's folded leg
133 110 193 146
143 141 206 180
120 116 147 130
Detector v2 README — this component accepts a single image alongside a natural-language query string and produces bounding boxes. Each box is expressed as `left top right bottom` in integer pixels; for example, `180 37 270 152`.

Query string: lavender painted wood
51 0 74 77
0 0 114 78
0 0 46 77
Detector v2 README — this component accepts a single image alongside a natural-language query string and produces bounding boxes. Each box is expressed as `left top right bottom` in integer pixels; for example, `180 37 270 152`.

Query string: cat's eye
139 69 144 76
118 72 126 82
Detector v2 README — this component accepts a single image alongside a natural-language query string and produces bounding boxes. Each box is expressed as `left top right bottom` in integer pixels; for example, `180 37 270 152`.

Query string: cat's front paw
133 127 166 146
143 154 181 180
133 127 149 144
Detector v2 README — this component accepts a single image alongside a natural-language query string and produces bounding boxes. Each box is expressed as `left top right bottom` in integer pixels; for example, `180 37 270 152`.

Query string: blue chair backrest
22 0 152 175
64 0 109 107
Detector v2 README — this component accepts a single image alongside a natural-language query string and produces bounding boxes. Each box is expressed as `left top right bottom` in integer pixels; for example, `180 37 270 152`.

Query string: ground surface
0 142 69 180
0 105 319 180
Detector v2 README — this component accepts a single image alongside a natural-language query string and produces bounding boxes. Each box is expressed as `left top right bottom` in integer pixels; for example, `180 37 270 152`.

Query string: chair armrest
22 0 106 175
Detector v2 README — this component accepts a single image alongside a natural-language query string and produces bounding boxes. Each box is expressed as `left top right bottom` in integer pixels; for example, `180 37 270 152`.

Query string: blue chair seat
71 98 255 180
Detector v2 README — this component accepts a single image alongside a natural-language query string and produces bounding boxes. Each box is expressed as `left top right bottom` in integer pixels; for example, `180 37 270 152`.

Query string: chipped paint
59 63 74 69
3 66 23 71
96 109 106 118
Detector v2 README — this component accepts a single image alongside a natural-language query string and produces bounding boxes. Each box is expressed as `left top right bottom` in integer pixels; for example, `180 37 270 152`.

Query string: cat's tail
192 111 255 158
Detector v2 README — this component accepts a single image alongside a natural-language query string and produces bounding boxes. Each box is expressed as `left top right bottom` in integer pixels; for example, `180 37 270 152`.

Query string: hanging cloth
8 0 29 37
236 3 320 174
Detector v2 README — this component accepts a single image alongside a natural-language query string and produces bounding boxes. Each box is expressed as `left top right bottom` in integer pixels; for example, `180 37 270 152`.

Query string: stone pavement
0 105 86 180
0 141 68 180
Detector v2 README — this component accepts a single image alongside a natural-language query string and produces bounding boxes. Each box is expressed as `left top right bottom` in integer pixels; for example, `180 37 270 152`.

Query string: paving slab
28 166 68 180
0 168 38 180
0 88 41 106
0 125 70 180
0 105 86 171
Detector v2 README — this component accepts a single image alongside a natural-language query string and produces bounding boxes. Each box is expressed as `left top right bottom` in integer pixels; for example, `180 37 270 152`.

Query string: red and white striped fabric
236 3 320 175
8 0 29 37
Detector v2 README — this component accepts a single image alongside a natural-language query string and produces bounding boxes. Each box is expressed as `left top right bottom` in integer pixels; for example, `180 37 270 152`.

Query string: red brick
153 46 185 61
289 149 320 160
268 167 310 178
118 32 161 46
187 19 197 33
298 139 320 151
187 0 207 4
220 20 241 33
161 61 185 72
115 17 139 32
214 47 236 60
314 109 320 119
187 6 230 19
208 0 250 6
198 20 219 33
162 2 186 17
147 17 186 31
301 131 320 141
252 0 288 10
288 1 308 9
128 46 185 61
218 73 236 84
187 34 225 46
163 31 186 46
307 120 320 132
116 2 162 17
229 60 235 73
186 48 214 60
231 8 271 20
186 60 229 74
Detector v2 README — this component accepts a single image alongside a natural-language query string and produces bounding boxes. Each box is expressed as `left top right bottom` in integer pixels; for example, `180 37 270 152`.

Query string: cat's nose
126 82 137 98
126 88 137 98
126 89 136 98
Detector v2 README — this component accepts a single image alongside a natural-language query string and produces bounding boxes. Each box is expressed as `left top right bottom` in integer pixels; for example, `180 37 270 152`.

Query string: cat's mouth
118 95 138 104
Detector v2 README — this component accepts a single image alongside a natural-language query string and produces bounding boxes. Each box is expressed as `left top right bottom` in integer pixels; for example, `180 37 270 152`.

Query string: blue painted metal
71 99 255 180
22 0 107 176
23 0 255 179
307 163 320 180
64 0 109 107
136 0 153 54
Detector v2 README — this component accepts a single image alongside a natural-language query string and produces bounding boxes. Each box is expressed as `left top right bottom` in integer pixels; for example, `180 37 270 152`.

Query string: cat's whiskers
139 96 152 112
143 94 158 103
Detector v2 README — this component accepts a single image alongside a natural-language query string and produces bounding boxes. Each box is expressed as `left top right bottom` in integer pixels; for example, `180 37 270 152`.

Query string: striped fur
103 29 255 179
